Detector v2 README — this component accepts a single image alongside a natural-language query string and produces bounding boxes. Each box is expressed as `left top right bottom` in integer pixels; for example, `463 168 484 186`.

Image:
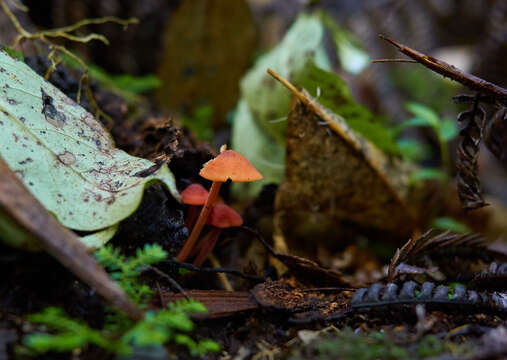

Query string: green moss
289 328 467 360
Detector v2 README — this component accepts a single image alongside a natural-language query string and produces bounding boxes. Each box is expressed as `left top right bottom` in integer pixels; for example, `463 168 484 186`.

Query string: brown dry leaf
159 290 257 319
156 0 257 129
0 156 142 320
269 70 422 249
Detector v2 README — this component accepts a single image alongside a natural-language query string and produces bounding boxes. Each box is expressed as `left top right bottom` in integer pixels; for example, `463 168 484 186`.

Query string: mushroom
176 149 262 262
181 183 209 229
193 203 243 266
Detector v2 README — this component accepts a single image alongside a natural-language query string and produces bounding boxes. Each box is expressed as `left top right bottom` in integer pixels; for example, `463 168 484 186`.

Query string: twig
0 0 135 129
371 58 417 63
165 259 265 283
377 34 507 107
143 265 189 300
208 254 233 291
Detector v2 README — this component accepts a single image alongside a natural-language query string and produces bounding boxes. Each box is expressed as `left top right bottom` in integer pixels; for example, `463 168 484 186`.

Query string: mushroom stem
184 205 199 229
193 228 221 266
176 181 222 262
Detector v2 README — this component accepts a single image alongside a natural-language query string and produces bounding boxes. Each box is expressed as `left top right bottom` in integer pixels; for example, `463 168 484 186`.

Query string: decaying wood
0 156 143 321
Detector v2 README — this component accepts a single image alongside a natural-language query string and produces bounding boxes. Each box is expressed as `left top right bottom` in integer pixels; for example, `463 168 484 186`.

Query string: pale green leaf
232 14 397 199
79 224 119 250
0 50 180 239
396 139 430 162
230 101 285 200
238 13 332 144
392 117 436 135
321 12 369 74
440 117 458 141
409 168 448 183
405 102 439 128
432 217 471 233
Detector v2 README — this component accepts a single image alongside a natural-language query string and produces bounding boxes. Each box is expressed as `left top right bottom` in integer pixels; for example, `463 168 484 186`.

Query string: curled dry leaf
484 106 507 167
268 70 422 248
454 94 487 210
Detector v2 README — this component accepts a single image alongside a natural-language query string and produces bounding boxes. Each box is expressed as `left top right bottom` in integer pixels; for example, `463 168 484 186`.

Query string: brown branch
378 34 507 107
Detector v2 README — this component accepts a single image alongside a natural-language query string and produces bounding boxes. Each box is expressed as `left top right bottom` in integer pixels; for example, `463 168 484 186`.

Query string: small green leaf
405 102 439 128
409 168 448 183
392 117 436 135
62 55 161 95
96 71 161 94
2 46 24 60
321 12 369 74
295 61 399 154
180 105 215 141
432 217 471 233
440 118 458 141
196 339 221 355
396 139 430 162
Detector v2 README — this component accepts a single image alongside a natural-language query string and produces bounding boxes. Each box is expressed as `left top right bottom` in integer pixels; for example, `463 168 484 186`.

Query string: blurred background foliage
4 0 506 209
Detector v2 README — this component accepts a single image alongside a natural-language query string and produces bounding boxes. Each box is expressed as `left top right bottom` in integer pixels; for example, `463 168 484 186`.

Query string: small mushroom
176 149 262 262
181 183 209 229
193 203 243 266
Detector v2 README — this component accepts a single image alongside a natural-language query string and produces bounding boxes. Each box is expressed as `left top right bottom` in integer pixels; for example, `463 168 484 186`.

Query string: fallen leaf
0 50 180 240
231 14 397 200
159 290 257 319
269 70 420 248
0 155 142 320
231 13 332 200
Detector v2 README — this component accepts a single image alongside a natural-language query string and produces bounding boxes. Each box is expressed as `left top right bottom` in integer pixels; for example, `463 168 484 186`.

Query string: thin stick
144 265 189 300
371 59 417 63
208 254 233 291
166 259 265 282
378 34 507 107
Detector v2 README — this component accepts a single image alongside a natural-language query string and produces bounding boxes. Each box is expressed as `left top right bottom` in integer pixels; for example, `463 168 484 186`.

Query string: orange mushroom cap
199 150 263 183
207 204 243 228
181 184 209 205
